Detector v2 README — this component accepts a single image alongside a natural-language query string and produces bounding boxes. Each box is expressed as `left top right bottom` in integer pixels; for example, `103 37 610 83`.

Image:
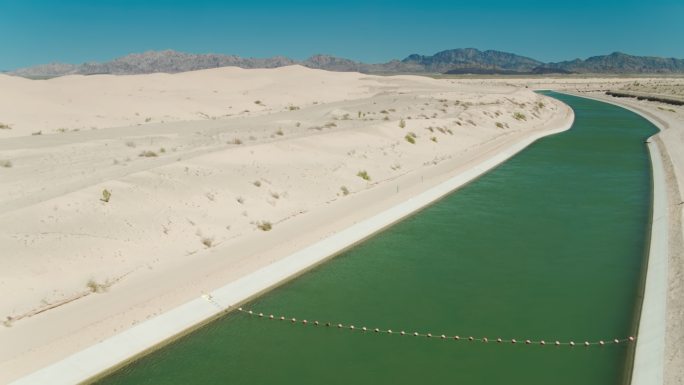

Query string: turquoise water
96 93 659 385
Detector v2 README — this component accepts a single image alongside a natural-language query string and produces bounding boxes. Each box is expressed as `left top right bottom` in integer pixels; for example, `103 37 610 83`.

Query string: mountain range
8 49 684 78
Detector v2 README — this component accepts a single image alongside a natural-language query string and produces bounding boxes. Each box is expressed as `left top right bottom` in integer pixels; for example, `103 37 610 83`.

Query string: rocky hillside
537 52 684 74
402 48 543 72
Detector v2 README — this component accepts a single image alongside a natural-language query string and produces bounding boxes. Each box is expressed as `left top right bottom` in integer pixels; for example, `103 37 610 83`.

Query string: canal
96 92 659 385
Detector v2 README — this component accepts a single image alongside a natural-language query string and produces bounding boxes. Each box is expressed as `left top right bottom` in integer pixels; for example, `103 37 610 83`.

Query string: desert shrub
0 160 12 168
236 196 245 204
139 150 158 157
257 221 272 231
253 180 262 187
100 189 111 203
201 237 214 248
340 186 350 196
230 138 242 145
0 123 11 130
357 170 371 181
404 134 416 144
287 105 300 111
276 128 284 136
125 141 136 148
430 136 438 143
399 119 406 128
87 279 106 293
513 112 527 121
495 122 504 128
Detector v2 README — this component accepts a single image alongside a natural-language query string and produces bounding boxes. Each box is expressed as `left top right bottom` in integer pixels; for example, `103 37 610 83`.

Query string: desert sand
0 66 574 382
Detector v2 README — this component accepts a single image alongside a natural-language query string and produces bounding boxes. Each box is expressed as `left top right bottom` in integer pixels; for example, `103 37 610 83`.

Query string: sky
1 0 683 70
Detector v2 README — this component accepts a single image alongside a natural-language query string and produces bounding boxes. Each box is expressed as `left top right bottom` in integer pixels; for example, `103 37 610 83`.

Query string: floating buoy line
202 294 635 348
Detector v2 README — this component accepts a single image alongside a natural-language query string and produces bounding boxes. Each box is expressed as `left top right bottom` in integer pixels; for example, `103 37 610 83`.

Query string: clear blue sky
1 0 682 70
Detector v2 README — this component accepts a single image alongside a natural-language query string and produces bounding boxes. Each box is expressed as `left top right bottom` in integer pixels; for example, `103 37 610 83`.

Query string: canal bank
7 96 574 385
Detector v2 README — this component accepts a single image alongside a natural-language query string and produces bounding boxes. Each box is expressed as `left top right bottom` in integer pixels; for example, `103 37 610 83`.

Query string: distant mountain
9 49 684 78
403 48 543 73
537 52 684 74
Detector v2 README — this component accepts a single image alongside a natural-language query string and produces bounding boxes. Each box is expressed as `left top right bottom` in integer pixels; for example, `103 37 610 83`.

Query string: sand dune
0 66 571 382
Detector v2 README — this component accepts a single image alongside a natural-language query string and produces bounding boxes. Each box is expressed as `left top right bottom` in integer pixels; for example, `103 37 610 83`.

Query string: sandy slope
0 67 569 382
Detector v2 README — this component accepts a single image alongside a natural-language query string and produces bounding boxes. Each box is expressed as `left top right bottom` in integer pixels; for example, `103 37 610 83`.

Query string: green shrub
139 150 158 157
100 189 111 203
513 112 527 121
257 221 272 231
357 170 371 181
